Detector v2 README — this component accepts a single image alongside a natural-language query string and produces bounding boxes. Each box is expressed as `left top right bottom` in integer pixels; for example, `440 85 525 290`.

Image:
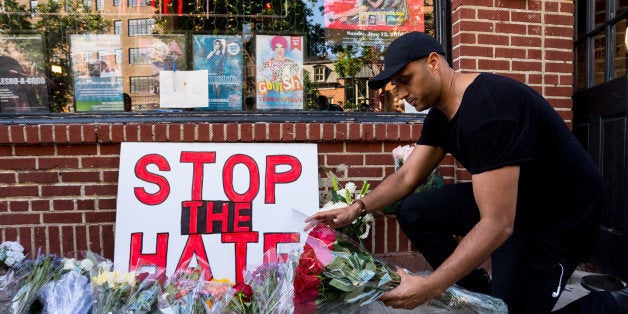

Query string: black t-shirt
418 73 604 258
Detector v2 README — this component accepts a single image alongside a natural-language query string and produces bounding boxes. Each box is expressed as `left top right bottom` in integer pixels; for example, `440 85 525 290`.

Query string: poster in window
255 35 304 110
70 34 124 112
193 35 243 110
0 34 49 113
323 0 424 47
126 34 187 110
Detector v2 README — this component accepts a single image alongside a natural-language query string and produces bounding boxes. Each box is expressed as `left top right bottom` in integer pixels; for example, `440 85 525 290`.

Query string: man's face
390 59 437 112
274 43 285 58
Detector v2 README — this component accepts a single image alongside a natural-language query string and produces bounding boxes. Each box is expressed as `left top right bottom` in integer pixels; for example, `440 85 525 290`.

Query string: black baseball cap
369 32 445 90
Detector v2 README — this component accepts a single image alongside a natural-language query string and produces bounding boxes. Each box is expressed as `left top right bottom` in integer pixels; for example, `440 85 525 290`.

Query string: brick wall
0 1 574 273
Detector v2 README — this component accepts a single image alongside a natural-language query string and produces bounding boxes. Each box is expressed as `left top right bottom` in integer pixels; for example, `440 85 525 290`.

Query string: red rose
233 282 253 302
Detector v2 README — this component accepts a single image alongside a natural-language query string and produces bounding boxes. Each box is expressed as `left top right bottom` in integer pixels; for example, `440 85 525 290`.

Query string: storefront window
0 0 439 116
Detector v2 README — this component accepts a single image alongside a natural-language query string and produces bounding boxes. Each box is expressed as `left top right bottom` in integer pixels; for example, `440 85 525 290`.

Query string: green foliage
0 0 32 33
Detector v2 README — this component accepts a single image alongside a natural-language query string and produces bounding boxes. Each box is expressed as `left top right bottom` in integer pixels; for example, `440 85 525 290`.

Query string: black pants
396 183 616 314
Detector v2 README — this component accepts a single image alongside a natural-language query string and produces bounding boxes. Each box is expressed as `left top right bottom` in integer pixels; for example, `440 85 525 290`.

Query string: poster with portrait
255 35 304 110
193 35 243 110
70 34 124 112
323 0 424 46
125 34 187 110
0 34 49 113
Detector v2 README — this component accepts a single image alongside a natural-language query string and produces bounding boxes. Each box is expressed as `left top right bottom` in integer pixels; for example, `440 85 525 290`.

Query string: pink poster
255 35 304 110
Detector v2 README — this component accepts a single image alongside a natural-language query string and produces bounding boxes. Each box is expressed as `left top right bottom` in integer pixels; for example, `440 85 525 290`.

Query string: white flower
345 182 357 195
320 201 348 211
63 258 77 270
0 241 25 267
98 260 113 272
79 258 95 272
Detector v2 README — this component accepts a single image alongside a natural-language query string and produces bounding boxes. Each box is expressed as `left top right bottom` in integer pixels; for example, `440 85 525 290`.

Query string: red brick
98 198 117 210
327 154 363 165
209 123 224 142
385 124 400 141
347 166 384 177
42 185 80 198
61 226 74 254
82 156 118 168
362 124 374 141
52 199 75 211
125 124 140 142
346 142 381 153
294 123 307 141
85 185 117 196
85 211 117 223
103 170 118 182
96 125 111 143
140 124 153 141
225 123 240 143
57 144 97 156
14 145 54 156
69 125 82 143
197 124 210 142
55 125 69 143
60 171 100 183
82 125 97 143
459 21 494 33
18 171 57 183
111 124 124 142
348 123 361 140
0 146 11 156
317 143 343 153
373 216 386 254
102 224 115 259
477 9 510 21
0 172 16 184
281 123 295 141
77 199 96 211
183 123 196 142
168 123 182 142
268 123 281 141
512 60 542 72
495 47 527 59
100 144 120 155
30 200 49 211
2 185 39 197
154 124 168 142
238 123 252 142
75 225 88 251
25 125 39 144
43 212 83 224
365 153 396 165
399 124 412 141
10 200 29 212
89 225 102 254
2 213 40 224
511 11 541 23
335 123 348 141
545 14 573 26
40 125 54 143
321 123 335 141
0 125 10 144
478 59 510 71
38 157 79 169
373 124 387 140
254 123 267 141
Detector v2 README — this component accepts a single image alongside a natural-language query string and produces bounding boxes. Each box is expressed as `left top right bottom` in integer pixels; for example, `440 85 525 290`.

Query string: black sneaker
456 268 491 294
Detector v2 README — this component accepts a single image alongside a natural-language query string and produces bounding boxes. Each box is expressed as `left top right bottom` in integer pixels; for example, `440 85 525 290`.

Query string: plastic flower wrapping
242 258 295 313
157 266 234 313
292 223 508 314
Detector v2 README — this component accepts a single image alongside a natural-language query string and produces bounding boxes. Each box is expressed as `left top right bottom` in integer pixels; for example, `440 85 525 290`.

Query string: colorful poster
113 142 319 283
0 35 49 113
193 35 243 110
324 0 424 46
255 35 304 110
127 34 186 110
70 34 124 112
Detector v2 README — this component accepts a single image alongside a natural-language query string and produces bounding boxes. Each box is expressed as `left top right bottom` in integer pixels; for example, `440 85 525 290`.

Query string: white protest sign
113 142 319 283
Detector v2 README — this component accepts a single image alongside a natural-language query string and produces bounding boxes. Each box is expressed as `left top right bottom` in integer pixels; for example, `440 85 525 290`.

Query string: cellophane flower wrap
39 251 109 314
243 258 295 313
12 254 64 314
157 266 234 314
293 223 400 313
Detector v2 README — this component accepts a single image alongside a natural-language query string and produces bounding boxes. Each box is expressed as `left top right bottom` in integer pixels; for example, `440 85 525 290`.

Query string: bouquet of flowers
0 241 26 273
158 266 234 313
12 254 64 313
320 176 374 246
293 223 401 313
293 224 508 314
243 259 295 313
0 241 26 312
124 271 167 313
392 144 416 171
90 270 137 314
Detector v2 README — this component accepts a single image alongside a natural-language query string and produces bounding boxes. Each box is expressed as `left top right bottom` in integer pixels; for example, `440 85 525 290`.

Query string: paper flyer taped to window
159 70 208 108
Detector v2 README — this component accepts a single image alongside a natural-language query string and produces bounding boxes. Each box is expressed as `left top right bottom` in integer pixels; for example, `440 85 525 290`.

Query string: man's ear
426 52 441 72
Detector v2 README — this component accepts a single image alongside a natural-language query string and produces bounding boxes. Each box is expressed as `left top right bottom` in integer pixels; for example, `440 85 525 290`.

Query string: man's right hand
304 202 361 231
